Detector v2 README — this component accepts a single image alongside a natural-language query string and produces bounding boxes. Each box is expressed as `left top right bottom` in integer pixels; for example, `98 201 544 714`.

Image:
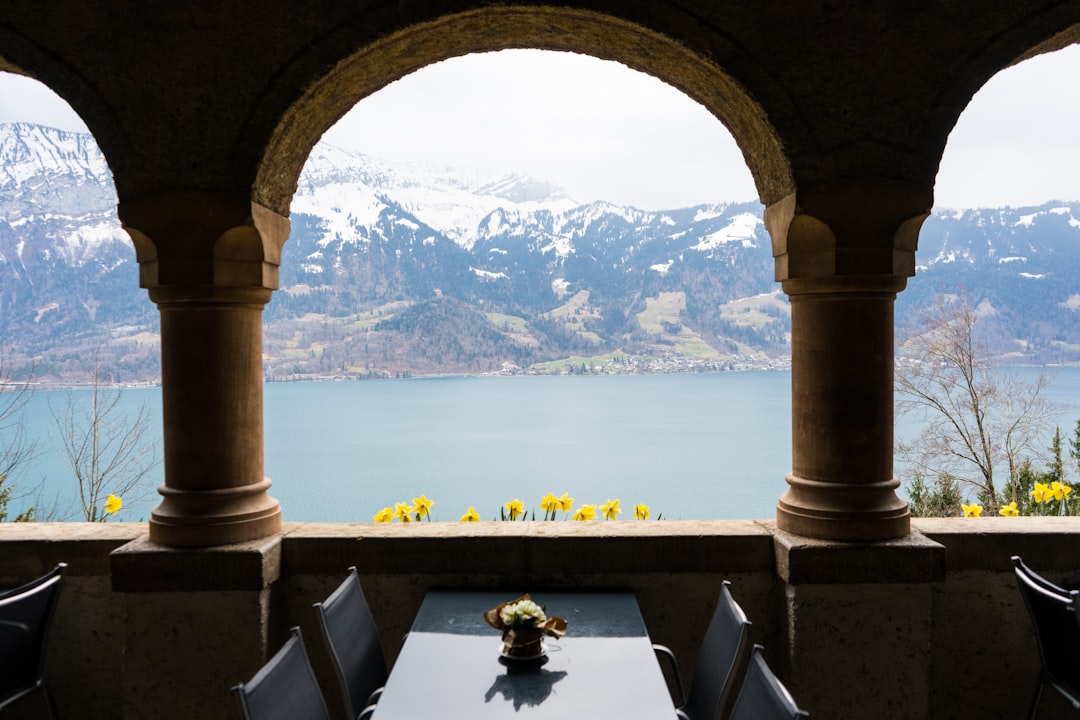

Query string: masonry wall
0 519 1075 719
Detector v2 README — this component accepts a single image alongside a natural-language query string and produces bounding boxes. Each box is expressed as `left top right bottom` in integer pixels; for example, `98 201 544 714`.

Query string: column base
149 477 282 547
777 473 910 541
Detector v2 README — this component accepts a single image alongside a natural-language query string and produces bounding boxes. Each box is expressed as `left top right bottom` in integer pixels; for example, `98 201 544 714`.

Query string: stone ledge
281 520 776 575
0 522 146 578
110 533 282 592
769 522 947 584
914 516 1080 572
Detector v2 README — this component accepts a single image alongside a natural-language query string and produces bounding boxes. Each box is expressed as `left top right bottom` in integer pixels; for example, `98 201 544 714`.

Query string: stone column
766 185 930 541
120 192 288 547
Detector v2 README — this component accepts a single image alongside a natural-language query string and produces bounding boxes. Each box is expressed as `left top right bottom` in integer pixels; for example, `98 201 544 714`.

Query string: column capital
766 183 931 282
119 191 289 291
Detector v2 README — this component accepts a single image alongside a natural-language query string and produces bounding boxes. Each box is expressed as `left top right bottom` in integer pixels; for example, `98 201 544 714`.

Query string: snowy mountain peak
0 122 112 190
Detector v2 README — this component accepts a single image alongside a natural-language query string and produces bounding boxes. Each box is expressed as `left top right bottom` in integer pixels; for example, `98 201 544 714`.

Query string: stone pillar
111 535 282 720
120 192 288 547
766 185 930 541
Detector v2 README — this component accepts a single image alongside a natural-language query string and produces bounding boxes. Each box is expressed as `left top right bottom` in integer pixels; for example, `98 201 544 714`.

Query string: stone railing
2 518 1078 720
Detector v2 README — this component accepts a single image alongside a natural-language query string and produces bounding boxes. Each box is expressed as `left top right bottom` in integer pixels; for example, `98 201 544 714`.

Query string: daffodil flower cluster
373 495 434 523
499 598 547 628
957 480 1075 518
374 493 657 522
1031 481 1072 515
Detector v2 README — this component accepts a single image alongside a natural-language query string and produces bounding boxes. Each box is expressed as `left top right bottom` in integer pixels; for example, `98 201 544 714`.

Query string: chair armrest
652 643 687 709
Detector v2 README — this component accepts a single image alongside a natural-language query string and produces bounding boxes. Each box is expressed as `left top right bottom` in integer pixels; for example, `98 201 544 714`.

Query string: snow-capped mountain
1 121 1079 381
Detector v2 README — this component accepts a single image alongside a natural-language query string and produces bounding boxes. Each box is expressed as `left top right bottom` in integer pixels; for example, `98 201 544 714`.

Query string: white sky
0 45 1077 210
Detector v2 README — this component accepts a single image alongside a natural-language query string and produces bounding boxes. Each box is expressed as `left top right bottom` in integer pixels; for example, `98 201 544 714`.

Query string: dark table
370 590 676 719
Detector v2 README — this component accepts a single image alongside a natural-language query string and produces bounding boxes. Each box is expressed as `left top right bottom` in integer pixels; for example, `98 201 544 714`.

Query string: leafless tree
51 357 159 521
0 350 37 521
896 289 1056 509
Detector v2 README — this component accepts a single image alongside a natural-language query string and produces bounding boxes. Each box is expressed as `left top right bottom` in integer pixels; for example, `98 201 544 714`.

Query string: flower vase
501 625 545 659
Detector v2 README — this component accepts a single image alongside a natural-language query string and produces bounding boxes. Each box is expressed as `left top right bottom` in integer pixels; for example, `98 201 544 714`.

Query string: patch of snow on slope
1048 206 1080 228
692 213 761 251
60 220 127 262
470 267 507 280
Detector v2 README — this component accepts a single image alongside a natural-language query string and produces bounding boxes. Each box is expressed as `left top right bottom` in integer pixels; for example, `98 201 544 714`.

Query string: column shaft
778 277 909 540
149 287 281 545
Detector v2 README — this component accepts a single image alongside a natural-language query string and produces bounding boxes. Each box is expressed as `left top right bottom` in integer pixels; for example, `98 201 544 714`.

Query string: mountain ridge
1 122 1078 383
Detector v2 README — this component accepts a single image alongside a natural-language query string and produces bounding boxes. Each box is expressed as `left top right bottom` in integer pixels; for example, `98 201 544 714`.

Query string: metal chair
0 563 67 720
313 566 388 720
729 645 809 720
231 626 332 720
653 580 752 720
1012 555 1080 718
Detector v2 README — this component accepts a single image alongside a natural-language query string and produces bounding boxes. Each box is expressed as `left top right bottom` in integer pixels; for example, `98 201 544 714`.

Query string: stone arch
923 25 1080 203
254 6 792 216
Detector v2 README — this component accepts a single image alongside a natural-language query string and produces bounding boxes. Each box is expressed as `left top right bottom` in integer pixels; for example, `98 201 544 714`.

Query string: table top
370 590 676 720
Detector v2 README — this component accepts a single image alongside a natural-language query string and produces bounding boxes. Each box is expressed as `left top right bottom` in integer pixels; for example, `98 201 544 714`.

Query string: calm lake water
10 368 1080 522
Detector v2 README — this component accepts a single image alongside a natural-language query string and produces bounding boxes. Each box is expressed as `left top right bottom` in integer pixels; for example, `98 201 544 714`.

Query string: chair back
0 563 66 706
1014 555 1070 598
314 566 387 720
729 645 809 720
232 627 331 720
681 580 752 720
1012 556 1080 701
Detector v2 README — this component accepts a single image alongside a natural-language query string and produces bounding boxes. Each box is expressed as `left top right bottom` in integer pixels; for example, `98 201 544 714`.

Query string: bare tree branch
896 289 1057 510
50 353 159 521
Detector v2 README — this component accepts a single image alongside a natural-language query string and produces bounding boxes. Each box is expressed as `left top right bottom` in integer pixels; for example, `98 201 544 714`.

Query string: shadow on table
484 660 568 711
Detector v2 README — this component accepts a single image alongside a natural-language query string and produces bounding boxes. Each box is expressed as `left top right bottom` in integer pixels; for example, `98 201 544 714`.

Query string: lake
8 368 1080 523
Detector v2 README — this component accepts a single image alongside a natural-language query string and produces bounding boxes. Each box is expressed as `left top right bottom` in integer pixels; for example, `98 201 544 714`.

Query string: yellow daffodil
540 493 558 512
999 501 1019 517
572 504 597 521
505 499 525 520
634 503 651 520
373 507 394 523
393 502 413 522
557 492 574 514
460 507 480 522
961 503 983 517
411 494 433 520
600 499 621 520
105 493 123 516
1032 482 1051 503
1051 481 1072 502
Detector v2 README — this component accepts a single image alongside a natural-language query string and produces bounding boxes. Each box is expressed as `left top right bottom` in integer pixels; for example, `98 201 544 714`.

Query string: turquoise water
8 368 1080 523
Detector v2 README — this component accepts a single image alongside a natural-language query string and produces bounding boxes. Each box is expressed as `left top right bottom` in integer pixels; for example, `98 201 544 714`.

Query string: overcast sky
1 45 1077 210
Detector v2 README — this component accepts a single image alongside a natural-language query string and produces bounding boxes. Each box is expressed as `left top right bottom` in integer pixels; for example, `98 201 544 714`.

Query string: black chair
1012 555 1080 718
653 580 752 720
729 645 809 720
0 563 67 720
313 566 388 720
232 626 332 720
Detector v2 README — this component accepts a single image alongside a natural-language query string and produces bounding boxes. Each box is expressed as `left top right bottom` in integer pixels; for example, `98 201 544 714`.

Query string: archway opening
0 72 162 523
897 44 1080 517
265 49 791 523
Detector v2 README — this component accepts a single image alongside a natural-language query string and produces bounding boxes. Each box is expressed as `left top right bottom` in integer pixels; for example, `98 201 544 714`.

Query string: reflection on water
484 659 568 711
